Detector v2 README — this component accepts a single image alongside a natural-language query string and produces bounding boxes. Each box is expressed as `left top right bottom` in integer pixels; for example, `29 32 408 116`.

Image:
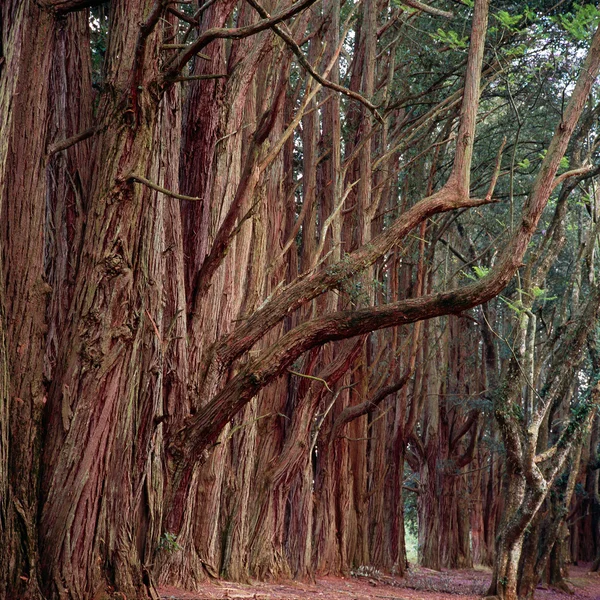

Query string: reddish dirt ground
159 563 600 600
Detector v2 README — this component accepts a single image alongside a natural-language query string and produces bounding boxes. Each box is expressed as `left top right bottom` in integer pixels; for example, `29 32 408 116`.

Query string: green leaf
473 265 490 279
499 295 523 314
431 28 469 50
532 286 545 298
494 10 523 31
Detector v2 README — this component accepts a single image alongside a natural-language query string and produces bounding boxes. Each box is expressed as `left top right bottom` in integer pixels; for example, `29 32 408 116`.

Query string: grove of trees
2 1 600 600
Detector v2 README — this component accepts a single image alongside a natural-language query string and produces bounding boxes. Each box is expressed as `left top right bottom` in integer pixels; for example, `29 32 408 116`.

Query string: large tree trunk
39 3 169 597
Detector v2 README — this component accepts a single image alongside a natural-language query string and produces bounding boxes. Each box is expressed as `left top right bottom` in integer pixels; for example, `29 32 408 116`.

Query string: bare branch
163 0 321 78
451 0 489 195
289 370 333 392
330 370 413 441
485 136 507 201
552 164 594 191
128 174 204 202
161 44 211 61
169 74 227 82
166 8 199 26
46 126 98 159
402 0 453 18
245 0 383 123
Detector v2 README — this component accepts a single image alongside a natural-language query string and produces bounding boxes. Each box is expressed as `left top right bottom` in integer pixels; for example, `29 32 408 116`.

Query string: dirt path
159 564 600 600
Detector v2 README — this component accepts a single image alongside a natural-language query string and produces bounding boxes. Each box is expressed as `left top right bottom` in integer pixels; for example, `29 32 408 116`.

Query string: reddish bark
0 2 57 597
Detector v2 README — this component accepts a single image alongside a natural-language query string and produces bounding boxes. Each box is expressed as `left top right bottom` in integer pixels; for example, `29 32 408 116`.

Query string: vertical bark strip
0 2 55 597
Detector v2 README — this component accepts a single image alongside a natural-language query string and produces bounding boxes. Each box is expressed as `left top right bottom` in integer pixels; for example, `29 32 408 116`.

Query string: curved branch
330 369 413 442
162 0 320 78
128 174 203 202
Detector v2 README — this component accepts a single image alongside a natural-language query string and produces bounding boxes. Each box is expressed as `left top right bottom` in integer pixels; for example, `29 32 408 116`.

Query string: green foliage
462 265 490 281
473 265 490 279
90 8 109 91
157 532 181 554
556 3 600 41
499 295 523 315
517 157 530 170
403 468 419 537
504 44 527 58
431 28 469 50
494 10 524 31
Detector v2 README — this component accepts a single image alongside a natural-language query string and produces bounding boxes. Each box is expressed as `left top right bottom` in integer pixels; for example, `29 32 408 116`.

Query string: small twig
128 173 203 202
310 384 356 452
166 7 198 26
168 74 227 82
312 179 360 270
161 44 210 61
145 309 165 353
46 126 98 159
485 136 507 201
230 198 261 239
288 369 332 392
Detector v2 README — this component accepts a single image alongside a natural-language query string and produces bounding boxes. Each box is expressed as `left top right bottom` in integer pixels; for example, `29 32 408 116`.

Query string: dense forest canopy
2 1 600 600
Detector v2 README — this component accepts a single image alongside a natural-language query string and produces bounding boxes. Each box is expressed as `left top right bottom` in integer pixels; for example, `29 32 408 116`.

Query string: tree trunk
40 3 168 597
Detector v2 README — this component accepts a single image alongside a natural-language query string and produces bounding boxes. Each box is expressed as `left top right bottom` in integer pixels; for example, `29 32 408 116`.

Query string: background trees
2 1 600 599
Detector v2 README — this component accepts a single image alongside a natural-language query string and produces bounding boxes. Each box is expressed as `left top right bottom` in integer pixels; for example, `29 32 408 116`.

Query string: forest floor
159 563 600 600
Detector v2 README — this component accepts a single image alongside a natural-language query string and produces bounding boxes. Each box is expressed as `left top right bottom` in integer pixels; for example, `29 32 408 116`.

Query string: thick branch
455 415 480 469
552 164 594 190
450 411 478 450
215 188 491 370
39 0 105 14
330 369 413 441
530 284 600 438
132 0 167 109
451 0 489 195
